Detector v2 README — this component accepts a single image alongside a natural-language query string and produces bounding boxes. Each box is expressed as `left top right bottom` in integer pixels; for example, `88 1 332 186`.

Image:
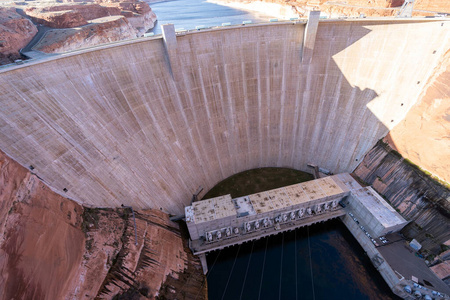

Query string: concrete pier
198 253 208 275
302 10 320 64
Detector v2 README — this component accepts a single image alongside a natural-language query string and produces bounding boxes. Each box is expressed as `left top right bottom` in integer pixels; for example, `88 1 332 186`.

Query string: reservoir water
148 0 274 34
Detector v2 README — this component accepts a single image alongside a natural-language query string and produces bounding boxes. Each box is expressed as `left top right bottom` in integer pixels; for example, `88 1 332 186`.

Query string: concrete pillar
302 10 320 64
161 24 178 77
199 253 208 274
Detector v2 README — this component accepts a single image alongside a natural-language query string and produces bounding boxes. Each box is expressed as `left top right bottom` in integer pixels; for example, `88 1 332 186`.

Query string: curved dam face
0 19 448 214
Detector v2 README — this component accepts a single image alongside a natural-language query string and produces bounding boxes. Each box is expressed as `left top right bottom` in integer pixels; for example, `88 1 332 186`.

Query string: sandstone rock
215 0 448 18
19 0 156 53
33 16 138 53
386 49 450 184
0 150 206 299
0 150 85 300
24 3 123 27
24 7 88 28
0 7 37 64
430 262 450 281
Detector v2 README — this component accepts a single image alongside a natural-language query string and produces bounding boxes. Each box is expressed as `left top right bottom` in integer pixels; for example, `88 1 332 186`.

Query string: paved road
15 9 53 54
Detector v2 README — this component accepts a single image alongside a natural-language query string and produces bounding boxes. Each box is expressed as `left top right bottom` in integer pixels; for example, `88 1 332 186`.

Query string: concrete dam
0 17 449 214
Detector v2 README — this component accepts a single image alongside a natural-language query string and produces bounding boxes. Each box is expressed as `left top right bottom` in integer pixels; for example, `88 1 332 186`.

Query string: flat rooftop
352 187 406 228
189 194 236 224
248 176 346 214
187 175 348 223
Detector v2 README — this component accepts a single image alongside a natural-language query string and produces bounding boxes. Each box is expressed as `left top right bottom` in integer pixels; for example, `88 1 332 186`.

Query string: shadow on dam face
0 19 448 213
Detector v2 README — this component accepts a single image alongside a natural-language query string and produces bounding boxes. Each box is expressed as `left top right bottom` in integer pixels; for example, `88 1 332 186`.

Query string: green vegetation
81 207 100 234
402 157 450 190
377 138 450 190
202 167 314 199
414 223 423 231
440 244 450 253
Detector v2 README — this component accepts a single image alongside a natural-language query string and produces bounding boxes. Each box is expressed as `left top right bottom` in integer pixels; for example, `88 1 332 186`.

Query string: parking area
347 211 386 247
377 233 450 296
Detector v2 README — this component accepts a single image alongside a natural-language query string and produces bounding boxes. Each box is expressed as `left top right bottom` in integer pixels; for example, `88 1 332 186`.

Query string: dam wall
0 19 449 213
354 141 450 254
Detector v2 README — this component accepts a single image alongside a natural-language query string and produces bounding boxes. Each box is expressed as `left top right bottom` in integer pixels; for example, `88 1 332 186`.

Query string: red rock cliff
0 151 85 299
0 150 206 299
0 8 37 64
386 49 450 184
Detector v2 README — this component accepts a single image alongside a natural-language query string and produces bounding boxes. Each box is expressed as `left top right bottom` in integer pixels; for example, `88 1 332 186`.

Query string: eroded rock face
25 7 88 28
0 151 85 300
0 150 206 299
22 0 156 31
33 16 139 53
354 142 450 255
0 0 156 60
0 7 37 64
95 210 207 299
215 0 448 18
386 49 450 184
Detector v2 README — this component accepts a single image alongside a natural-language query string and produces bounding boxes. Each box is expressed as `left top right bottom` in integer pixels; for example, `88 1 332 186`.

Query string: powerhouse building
185 173 407 254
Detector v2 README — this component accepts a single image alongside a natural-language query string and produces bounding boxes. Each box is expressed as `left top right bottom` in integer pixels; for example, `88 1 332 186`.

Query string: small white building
348 186 408 237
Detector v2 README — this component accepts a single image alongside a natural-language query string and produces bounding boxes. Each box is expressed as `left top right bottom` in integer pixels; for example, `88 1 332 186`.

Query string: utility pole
121 204 138 246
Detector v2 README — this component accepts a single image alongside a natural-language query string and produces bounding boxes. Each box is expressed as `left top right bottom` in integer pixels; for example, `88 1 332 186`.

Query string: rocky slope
0 7 37 64
33 16 139 53
385 49 450 184
212 0 449 19
0 150 85 299
0 150 206 300
354 141 450 256
23 0 156 36
0 0 156 60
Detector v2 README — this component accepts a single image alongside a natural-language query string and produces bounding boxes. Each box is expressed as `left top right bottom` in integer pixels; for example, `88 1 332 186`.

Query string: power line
239 241 255 300
279 232 285 300
221 244 241 300
258 237 269 300
195 249 222 300
307 227 316 300
295 230 298 300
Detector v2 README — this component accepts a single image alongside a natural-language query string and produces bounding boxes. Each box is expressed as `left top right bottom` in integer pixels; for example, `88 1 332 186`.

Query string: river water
148 0 274 34
206 220 400 300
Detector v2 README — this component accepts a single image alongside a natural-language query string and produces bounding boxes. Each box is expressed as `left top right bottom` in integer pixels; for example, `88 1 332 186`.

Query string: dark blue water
206 220 400 300
148 0 274 34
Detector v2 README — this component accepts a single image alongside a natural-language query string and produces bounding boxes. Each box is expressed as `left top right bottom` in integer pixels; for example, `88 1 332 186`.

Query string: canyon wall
354 141 450 254
0 150 205 299
211 0 450 19
0 8 37 64
385 47 450 184
0 20 448 214
33 16 140 53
